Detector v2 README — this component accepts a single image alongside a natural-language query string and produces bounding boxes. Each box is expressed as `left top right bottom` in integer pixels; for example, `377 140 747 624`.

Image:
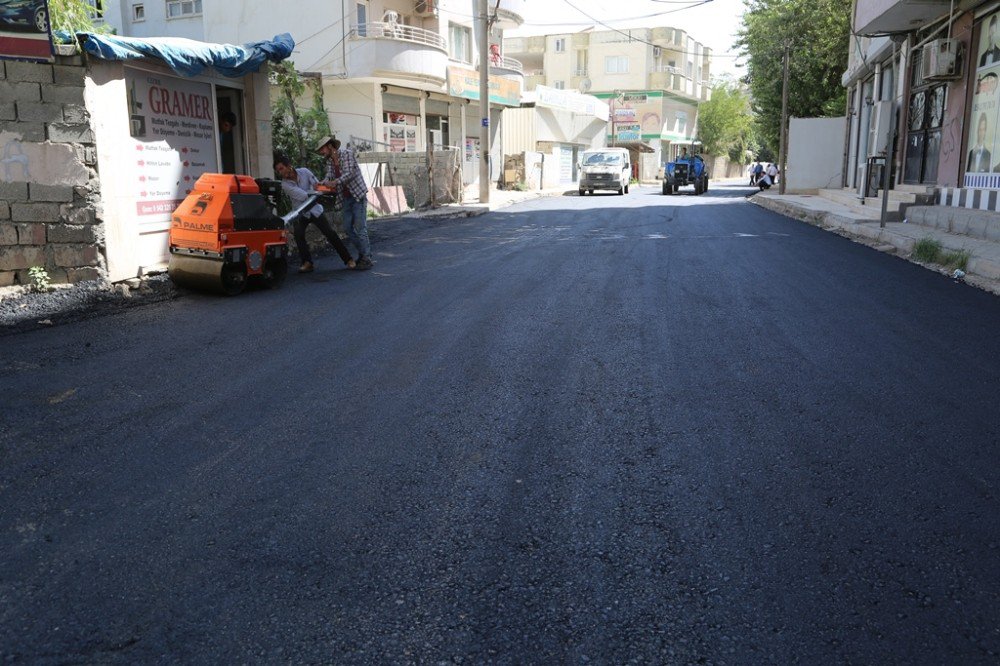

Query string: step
817 187 930 210
905 205 1000 242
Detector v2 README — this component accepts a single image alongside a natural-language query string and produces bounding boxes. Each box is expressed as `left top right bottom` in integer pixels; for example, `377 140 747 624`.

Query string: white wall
786 116 847 193
103 0 205 39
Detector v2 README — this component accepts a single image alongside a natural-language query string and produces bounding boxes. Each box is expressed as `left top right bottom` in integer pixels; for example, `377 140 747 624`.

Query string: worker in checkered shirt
317 137 373 270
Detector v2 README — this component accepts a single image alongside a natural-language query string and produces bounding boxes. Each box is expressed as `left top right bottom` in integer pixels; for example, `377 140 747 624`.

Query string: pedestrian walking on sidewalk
274 155 355 273
318 137 373 271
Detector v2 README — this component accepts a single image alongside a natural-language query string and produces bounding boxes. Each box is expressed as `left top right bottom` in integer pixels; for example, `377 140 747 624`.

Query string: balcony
493 0 526 29
348 22 449 84
854 0 950 36
490 55 524 92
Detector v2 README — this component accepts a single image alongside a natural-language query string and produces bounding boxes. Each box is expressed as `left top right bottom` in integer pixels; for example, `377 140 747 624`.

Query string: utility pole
778 41 790 195
477 0 490 204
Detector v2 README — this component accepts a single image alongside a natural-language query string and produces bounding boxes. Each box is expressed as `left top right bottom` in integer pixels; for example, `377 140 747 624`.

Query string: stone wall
0 56 102 288
358 150 463 208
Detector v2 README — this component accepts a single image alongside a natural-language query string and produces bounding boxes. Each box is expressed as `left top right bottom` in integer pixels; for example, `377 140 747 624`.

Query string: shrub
28 266 51 293
941 249 971 271
913 238 942 264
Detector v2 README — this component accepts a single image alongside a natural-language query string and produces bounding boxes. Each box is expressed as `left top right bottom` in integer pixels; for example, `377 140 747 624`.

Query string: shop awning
615 141 656 153
78 32 294 78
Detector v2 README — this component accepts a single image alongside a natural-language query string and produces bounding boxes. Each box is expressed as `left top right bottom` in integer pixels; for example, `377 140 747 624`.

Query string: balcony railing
492 56 523 73
353 22 448 51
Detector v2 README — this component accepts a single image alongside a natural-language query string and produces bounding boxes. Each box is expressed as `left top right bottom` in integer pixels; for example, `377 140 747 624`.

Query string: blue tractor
661 152 710 195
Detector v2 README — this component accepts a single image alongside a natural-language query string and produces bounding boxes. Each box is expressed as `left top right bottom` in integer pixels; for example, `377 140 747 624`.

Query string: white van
578 148 631 196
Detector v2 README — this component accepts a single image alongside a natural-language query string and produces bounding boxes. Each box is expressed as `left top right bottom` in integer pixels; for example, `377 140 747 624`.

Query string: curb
750 194 1000 296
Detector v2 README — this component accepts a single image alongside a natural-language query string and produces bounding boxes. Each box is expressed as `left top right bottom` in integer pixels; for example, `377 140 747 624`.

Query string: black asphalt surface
2 183 1000 663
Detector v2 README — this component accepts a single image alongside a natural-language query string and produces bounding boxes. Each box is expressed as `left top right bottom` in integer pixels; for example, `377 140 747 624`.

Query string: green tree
270 61 331 175
697 79 757 163
736 0 850 155
48 0 111 38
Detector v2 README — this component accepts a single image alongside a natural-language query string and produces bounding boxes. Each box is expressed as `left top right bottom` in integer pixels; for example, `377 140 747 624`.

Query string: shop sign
535 85 607 120
447 65 520 107
614 108 637 121
622 93 647 104
0 0 53 61
124 67 219 223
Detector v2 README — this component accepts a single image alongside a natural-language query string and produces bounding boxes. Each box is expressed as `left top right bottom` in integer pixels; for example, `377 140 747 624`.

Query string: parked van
579 148 631 195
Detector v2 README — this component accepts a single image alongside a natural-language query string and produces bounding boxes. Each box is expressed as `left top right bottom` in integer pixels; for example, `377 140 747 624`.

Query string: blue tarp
78 32 294 78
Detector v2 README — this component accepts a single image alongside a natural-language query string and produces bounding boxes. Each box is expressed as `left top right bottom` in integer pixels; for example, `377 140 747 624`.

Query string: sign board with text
447 65 520 107
124 67 219 226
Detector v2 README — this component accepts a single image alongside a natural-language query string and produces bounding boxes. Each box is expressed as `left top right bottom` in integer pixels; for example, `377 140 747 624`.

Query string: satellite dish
579 77 592 93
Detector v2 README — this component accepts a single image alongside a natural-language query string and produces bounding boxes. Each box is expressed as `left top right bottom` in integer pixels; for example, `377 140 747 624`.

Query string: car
0 0 49 33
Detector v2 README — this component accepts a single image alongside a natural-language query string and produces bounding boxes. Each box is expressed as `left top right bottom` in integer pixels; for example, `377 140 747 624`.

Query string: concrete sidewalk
752 189 1000 296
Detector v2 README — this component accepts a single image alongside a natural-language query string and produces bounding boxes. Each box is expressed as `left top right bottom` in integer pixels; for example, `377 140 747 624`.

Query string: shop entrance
215 86 246 174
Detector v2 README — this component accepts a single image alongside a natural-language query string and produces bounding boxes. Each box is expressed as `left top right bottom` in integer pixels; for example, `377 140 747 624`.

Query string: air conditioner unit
867 100 892 158
922 39 961 80
653 47 661 58
415 0 437 17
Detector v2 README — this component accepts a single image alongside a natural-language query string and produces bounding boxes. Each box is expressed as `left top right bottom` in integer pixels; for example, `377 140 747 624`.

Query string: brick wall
358 150 463 208
0 56 103 288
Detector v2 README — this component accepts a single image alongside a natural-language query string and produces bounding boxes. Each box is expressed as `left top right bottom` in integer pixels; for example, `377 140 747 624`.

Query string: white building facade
102 0 528 188
505 26 711 181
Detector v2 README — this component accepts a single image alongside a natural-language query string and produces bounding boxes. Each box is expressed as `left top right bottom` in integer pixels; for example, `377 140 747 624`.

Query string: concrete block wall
0 57 103 288
358 150 463 208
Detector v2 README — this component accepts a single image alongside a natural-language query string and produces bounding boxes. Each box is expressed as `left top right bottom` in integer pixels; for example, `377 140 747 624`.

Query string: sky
507 0 747 79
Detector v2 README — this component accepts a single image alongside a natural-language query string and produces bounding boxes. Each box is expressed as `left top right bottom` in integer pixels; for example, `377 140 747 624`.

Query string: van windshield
583 153 623 166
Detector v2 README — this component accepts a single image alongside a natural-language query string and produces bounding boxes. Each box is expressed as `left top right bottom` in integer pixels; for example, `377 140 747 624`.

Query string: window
132 3 145 21
166 0 202 18
605 55 629 74
449 23 471 63
554 38 565 53
676 111 687 134
554 81 565 90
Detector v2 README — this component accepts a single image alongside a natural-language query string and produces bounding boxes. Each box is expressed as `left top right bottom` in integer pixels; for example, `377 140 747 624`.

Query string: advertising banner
0 0 53 61
124 67 219 225
448 65 520 107
966 11 1000 188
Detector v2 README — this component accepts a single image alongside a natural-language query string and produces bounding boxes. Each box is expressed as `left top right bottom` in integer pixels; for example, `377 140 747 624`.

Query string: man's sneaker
298 261 314 273
354 256 373 271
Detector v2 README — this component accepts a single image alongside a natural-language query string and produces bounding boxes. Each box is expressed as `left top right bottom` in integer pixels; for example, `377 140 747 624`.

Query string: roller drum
168 254 247 296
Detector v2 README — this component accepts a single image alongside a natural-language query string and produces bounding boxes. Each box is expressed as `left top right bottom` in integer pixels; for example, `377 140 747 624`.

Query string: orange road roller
168 173 320 296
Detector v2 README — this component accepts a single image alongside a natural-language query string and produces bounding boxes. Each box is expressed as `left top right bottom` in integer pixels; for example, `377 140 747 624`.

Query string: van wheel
589 189 594 195
624 184 630 194
579 188 585 196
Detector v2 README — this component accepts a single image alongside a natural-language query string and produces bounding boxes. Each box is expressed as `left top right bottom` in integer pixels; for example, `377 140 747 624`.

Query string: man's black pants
292 214 352 265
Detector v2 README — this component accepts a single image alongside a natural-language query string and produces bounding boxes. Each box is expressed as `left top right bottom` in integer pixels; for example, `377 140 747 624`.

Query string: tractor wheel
662 183 669 195
703 177 709 193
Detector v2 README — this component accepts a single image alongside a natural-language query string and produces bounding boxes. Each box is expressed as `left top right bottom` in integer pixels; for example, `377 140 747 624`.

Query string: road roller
168 173 323 296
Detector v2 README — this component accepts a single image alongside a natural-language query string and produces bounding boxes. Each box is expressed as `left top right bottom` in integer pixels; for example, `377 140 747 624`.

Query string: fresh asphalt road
2 184 1000 664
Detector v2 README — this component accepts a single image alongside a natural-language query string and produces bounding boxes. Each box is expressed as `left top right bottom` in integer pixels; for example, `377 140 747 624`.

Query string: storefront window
965 11 1000 187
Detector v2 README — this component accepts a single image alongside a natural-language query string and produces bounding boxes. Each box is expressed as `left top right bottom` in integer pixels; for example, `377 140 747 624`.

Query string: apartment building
101 0 527 187
505 26 711 180
844 0 1000 212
